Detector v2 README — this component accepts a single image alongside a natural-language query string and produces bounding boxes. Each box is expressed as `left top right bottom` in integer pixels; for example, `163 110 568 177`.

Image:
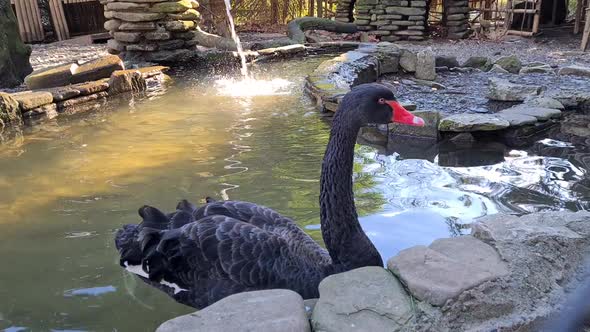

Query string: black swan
115 83 425 309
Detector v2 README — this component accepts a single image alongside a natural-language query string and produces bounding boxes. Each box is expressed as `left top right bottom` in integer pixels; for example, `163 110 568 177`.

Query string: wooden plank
480 7 538 13
30 0 45 40
582 8 590 51
49 0 70 40
506 29 535 35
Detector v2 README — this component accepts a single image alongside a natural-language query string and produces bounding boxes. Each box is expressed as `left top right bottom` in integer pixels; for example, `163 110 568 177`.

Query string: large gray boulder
0 0 33 88
311 267 413 332
524 96 565 110
487 77 543 101
156 290 310 332
388 236 508 306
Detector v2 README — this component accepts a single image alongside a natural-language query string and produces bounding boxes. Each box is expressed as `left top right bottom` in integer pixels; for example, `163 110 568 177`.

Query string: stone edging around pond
0 54 170 129
156 211 590 332
304 42 590 142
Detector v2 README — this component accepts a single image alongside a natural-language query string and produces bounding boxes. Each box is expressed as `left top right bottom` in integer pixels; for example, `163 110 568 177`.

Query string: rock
311 267 413 332
24 63 78 89
164 20 196 31
519 64 554 74
156 290 310 332
390 109 440 140
385 6 425 15
462 56 492 71
500 104 562 121
106 2 149 10
439 113 510 132
114 32 142 43
524 96 564 110
119 22 157 30
415 48 436 81
22 103 57 119
145 31 172 40
71 55 124 84
494 55 521 74
157 39 185 50
103 19 121 31
142 49 194 62
388 236 509 306
489 64 509 74
496 112 537 126
126 43 158 52
136 65 169 78
167 8 200 20
303 299 318 320
558 65 590 78
56 91 108 109
45 86 81 102
150 0 192 13
0 0 33 88
107 39 127 53
112 12 165 22
11 91 54 110
435 55 459 68
108 70 147 94
399 49 417 73
0 92 21 126
487 77 543 101
73 79 110 95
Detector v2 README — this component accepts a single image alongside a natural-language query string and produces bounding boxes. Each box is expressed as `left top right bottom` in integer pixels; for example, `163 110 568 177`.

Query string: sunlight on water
214 77 294 97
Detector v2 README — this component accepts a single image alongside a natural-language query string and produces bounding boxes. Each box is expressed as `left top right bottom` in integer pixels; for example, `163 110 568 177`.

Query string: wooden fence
10 0 105 43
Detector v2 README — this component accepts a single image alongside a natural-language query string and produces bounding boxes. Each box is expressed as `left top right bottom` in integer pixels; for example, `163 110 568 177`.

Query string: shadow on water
1 57 590 331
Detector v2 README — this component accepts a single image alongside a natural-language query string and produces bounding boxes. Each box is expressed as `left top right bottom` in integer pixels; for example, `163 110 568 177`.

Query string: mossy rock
167 8 200 20
494 55 522 74
0 0 33 88
164 20 195 31
0 92 22 127
462 56 492 71
150 0 192 13
11 91 54 111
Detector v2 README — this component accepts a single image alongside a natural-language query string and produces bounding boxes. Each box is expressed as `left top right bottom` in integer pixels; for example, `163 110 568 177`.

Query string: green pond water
1 57 589 331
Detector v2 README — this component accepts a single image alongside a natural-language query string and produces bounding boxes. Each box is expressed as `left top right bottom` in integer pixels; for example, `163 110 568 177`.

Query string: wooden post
551 0 558 25
582 8 590 50
310 0 315 16
532 0 541 33
49 0 70 40
504 0 513 28
575 0 584 34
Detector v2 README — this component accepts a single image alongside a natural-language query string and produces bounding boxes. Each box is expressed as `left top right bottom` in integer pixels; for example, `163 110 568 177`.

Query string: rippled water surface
1 57 589 331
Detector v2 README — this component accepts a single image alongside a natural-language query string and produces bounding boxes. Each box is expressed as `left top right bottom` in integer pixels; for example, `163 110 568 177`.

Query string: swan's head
339 83 425 127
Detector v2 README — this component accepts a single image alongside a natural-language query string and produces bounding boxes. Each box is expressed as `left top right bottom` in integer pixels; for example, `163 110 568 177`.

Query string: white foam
124 262 187 295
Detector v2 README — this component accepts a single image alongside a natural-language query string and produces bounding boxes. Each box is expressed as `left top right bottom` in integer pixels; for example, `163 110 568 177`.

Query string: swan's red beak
387 101 425 127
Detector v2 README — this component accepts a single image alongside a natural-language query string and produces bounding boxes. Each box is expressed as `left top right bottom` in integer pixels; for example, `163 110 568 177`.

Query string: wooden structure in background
10 0 105 43
582 8 590 50
504 0 542 36
10 0 44 43
61 0 106 36
49 0 70 40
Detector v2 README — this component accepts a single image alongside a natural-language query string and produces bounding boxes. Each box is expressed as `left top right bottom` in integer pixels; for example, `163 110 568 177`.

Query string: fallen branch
287 17 358 44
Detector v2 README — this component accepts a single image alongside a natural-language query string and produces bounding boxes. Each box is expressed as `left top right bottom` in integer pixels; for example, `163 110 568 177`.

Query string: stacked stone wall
353 0 427 41
101 0 200 61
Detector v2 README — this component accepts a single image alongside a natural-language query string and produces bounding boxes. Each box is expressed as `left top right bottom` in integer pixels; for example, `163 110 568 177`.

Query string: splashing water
215 77 293 97
223 0 248 78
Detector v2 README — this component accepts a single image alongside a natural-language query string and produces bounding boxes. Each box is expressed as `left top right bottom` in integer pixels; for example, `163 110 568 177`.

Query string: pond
0 56 589 331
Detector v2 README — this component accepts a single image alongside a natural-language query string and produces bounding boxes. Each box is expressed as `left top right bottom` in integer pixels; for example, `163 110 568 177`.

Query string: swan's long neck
320 116 383 270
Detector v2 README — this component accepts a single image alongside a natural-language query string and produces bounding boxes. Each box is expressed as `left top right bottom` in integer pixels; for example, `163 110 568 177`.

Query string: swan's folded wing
195 200 299 232
141 214 297 307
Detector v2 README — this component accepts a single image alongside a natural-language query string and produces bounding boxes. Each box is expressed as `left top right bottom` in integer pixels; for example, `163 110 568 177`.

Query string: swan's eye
378 98 386 104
